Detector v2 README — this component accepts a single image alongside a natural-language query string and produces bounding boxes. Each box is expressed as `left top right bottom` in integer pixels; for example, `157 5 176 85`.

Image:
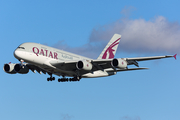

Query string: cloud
90 16 180 55
54 9 180 58
53 40 104 59
60 114 74 120
120 6 136 18
120 116 141 120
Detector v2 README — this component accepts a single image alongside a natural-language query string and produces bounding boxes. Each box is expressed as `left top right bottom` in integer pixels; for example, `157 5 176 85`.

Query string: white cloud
120 116 141 120
53 40 103 59
90 16 180 55
60 114 74 120
54 14 180 58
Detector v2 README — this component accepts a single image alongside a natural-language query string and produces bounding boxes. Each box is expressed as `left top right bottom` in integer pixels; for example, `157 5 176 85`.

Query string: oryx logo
102 38 120 59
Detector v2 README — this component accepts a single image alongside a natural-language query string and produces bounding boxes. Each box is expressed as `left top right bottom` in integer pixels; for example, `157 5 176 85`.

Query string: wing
106 67 149 72
49 60 91 76
49 54 176 71
47 54 176 77
126 54 177 67
26 63 64 76
26 64 47 74
127 55 176 61
50 59 115 72
50 60 77 71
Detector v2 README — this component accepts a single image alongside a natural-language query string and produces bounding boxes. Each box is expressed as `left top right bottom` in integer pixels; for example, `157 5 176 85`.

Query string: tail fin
97 34 121 59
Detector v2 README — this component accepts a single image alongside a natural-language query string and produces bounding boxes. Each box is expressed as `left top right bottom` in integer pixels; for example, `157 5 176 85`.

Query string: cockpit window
17 47 25 49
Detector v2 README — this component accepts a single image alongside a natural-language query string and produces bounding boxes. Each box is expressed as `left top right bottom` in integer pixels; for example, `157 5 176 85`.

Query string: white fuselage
14 42 113 78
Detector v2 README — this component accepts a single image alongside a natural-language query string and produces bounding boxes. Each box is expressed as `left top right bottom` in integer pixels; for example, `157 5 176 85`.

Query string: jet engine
112 58 127 69
14 64 29 74
76 60 93 71
3 63 17 74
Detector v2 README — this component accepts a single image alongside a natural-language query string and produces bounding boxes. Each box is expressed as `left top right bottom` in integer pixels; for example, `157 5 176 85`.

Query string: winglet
174 54 177 60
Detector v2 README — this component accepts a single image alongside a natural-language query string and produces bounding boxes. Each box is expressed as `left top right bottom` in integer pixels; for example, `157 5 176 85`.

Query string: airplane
3 34 177 82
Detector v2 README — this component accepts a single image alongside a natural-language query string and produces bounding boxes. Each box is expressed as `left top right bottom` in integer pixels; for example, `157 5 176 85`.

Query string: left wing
26 64 47 74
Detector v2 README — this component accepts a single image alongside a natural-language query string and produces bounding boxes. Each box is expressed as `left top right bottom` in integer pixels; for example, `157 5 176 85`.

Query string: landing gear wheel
57 76 82 82
47 76 55 81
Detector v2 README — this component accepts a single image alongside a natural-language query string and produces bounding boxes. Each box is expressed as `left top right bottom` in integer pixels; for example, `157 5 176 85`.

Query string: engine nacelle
112 58 127 69
14 64 29 74
3 63 17 74
76 60 93 71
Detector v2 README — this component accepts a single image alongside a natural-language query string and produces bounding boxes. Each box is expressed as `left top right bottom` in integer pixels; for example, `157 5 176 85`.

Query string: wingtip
174 54 177 60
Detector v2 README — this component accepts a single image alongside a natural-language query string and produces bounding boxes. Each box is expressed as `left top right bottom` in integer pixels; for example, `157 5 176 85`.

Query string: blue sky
1 0 180 120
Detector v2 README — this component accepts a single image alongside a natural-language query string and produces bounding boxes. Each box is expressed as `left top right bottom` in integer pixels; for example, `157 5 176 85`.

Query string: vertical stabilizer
97 34 121 59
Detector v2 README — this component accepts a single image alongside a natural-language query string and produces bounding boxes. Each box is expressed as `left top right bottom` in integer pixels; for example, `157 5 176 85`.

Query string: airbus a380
4 34 177 82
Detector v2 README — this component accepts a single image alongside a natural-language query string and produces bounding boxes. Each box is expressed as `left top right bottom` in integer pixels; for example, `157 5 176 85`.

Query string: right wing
49 54 176 73
126 54 177 67
126 54 176 61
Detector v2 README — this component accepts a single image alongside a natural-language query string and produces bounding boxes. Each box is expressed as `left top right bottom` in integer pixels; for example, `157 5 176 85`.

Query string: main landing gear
47 77 55 81
47 74 55 81
58 76 81 82
47 73 81 82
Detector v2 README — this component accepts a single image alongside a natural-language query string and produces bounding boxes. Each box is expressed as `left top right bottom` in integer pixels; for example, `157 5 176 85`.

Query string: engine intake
3 63 17 74
14 64 29 74
112 58 127 69
76 60 92 71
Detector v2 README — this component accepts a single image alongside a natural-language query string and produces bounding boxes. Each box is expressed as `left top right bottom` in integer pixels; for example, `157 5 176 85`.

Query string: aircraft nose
14 49 21 59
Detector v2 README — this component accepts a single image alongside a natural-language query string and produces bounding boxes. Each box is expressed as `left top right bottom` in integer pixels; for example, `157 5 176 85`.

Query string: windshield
17 46 25 49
